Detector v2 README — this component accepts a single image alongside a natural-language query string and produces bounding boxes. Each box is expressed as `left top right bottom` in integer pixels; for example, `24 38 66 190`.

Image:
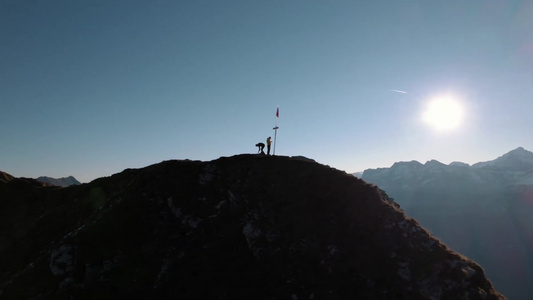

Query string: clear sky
1 1 532 183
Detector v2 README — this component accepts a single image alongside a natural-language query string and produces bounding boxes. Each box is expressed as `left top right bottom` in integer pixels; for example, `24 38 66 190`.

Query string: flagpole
273 106 279 155
273 125 278 155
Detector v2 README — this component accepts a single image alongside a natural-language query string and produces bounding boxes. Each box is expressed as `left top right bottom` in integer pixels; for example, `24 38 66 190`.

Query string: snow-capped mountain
37 175 81 187
474 147 533 170
472 147 533 185
362 147 533 300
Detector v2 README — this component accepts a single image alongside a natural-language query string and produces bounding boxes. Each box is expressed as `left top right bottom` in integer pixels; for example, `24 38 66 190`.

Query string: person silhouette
266 137 272 155
256 142 265 154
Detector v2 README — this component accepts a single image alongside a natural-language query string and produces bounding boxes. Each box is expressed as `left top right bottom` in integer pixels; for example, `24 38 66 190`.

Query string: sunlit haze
422 95 465 132
1 1 532 182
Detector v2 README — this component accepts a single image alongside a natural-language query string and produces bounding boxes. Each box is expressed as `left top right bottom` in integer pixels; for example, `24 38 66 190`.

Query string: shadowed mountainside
0 171 14 183
0 155 505 299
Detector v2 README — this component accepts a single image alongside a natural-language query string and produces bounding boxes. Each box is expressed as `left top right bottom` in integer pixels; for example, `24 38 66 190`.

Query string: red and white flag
276 106 279 118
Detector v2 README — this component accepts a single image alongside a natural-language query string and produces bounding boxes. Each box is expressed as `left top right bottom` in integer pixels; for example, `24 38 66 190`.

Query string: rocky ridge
37 176 81 187
0 155 505 299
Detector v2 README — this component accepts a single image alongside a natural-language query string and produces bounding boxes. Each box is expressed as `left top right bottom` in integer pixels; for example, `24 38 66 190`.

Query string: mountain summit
0 155 504 299
37 175 81 187
473 147 533 172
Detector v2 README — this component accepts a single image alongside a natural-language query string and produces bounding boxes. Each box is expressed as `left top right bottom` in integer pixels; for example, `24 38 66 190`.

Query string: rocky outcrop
0 155 505 299
0 171 14 183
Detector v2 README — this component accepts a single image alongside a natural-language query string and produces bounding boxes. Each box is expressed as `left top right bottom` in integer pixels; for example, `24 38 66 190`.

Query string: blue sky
1 1 532 183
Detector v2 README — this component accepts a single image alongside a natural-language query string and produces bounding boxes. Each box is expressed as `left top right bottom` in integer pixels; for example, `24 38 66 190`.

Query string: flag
276 106 279 118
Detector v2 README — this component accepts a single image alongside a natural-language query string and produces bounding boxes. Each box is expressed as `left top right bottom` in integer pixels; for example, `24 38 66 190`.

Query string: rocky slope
362 147 533 300
0 155 505 299
0 171 14 183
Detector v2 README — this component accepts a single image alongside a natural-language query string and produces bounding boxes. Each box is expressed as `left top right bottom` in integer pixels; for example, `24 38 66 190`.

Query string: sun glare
422 95 465 132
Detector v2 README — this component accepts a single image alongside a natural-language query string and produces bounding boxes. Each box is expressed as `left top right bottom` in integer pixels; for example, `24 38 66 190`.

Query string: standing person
266 137 272 155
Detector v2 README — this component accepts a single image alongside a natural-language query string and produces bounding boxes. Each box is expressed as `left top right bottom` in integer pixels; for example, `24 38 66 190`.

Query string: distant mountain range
37 176 81 187
362 147 533 300
0 155 504 299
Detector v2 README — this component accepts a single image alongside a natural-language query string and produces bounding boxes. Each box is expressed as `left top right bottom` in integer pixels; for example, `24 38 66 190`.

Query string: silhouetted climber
256 142 265 154
266 137 272 155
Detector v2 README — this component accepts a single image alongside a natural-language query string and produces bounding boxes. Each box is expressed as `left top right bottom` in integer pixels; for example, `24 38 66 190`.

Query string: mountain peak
502 146 531 158
449 161 470 167
37 175 81 187
0 155 505 299
425 159 446 166
473 147 533 170
390 160 423 169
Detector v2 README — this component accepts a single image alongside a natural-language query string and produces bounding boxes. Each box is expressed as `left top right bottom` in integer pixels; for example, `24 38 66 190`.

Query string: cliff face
0 155 505 299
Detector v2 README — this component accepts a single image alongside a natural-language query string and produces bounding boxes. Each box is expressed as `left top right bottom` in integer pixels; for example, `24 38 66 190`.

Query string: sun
422 95 465 131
